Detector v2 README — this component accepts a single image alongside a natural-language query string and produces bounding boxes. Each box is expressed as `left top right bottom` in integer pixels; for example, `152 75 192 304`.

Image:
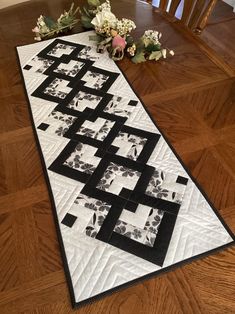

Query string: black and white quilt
17 31 234 308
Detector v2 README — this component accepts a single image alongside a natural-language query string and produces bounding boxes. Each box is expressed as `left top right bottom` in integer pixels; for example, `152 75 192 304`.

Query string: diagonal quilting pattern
17 31 234 307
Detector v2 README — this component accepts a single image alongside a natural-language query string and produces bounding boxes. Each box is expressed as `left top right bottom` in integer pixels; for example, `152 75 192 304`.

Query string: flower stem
41 20 79 39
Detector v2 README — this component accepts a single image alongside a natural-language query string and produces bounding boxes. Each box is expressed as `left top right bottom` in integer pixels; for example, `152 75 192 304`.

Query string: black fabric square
61 213 77 227
107 145 119 155
176 176 189 185
124 201 138 213
38 123 50 131
128 100 138 106
23 64 32 70
119 188 132 199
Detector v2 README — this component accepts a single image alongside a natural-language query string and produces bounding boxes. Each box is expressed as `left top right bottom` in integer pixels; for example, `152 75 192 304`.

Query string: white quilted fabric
17 31 234 307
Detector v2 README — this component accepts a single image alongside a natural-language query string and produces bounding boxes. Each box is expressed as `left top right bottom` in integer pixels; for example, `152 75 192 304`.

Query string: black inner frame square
108 211 177 266
81 152 180 215
58 85 112 114
48 139 101 184
80 66 120 92
37 38 86 61
43 56 95 83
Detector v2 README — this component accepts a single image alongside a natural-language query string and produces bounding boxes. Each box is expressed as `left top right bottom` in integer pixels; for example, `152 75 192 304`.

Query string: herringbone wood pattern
0 0 234 313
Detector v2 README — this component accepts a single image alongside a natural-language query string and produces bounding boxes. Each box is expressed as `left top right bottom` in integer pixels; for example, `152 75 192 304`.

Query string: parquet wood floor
0 0 234 313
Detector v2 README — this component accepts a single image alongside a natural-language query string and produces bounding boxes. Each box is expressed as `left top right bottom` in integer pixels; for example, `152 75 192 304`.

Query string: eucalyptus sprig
32 3 79 41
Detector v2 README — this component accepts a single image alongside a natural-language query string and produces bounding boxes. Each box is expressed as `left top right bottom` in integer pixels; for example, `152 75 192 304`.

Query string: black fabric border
15 35 235 310
108 210 177 266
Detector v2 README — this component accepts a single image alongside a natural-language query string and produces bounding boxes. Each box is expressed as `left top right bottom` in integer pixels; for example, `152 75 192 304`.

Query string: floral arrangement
32 0 174 63
80 0 174 63
32 3 79 41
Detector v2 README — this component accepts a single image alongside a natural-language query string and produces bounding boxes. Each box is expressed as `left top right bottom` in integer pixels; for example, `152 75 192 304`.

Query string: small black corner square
61 213 77 227
38 123 50 131
129 100 138 107
23 64 32 70
95 149 106 158
125 201 138 213
119 188 132 200
176 176 188 185
107 145 119 154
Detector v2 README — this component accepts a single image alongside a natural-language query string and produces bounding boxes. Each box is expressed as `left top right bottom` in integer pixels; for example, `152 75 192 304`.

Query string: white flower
34 36 41 41
169 50 174 56
116 18 136 36
143 29 161 44
144 30 158 37
97 0 111 12
162 49 167 58
91 10 117 29
127 44 136 56
37 15 46 27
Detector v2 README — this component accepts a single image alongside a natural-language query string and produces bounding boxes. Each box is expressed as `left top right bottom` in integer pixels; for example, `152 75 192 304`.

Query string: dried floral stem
41 20 79 39
32 3 79 41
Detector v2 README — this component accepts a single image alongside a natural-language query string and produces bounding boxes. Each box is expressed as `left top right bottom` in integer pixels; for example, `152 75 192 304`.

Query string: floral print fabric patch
114 206 164 247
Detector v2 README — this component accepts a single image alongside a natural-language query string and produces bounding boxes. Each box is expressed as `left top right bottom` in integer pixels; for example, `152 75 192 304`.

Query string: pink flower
32 26 40 33
112 35 126 51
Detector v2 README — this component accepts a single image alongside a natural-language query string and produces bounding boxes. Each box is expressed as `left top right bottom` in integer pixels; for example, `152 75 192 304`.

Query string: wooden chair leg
194 0 218 35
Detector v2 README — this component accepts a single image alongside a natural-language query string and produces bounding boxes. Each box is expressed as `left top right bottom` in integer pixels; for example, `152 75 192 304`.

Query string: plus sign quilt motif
17 31 234 308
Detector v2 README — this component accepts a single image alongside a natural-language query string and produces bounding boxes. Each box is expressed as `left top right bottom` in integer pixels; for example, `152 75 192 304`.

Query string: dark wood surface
0 0 234 313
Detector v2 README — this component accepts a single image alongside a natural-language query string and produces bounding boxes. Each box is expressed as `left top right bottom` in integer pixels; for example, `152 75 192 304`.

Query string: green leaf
131 52 146 64
149 51 162 61
126 35 134 46
81 15 93 28
145 43 161 53
135 38 145 55
88 0 100 7
44 16 56 29
83 6 92 17
59 16 74 26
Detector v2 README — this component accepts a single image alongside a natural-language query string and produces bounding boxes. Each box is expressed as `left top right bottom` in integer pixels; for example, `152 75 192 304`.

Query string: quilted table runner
17 31 234 308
